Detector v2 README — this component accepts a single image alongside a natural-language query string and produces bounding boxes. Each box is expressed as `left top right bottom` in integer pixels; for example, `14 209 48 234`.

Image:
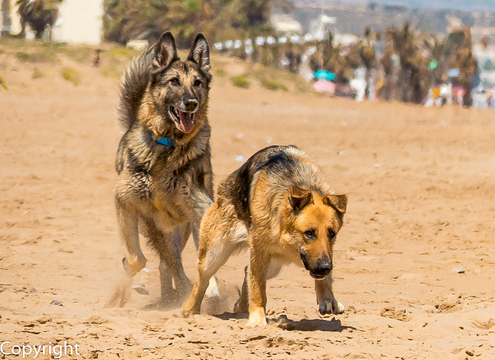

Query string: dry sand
1 51 494 359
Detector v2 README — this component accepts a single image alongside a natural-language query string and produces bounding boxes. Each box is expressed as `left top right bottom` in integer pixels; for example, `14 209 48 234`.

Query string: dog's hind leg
176 221 218 298
117 203 146 277
315 275 345 315
158 258 174 301
182 238 238 317
183 204 246 317
145 220 192 304
164 231 193 303
190 192 221 300
157 225 190 301
200 220 220 301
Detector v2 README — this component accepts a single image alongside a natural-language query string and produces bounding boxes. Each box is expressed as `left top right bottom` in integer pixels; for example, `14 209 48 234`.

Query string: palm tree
313 31 362 84
379 45 395 101
448 27 477 107
16 0 63 40
359 27 376 99
424 34 447 87
388 23 429 104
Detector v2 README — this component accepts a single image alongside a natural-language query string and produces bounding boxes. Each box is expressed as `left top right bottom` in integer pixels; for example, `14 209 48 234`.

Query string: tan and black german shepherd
111 31 217 306
183 145 347 326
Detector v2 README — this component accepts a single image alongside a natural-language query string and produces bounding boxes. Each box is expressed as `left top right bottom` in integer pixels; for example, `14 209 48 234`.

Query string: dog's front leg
117 204 146 277
315 275 345 315
247 243 270 327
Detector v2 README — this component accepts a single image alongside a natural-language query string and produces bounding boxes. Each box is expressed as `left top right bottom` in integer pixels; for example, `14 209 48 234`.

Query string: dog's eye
328 229 336 239
194 79 202 87
170 78 180 86
304 229 316 240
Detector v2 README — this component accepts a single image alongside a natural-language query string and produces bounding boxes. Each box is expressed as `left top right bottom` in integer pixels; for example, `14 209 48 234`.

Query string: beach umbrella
314 70 336 81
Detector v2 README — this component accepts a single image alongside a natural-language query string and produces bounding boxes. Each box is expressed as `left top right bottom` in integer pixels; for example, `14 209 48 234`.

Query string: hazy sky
312 0 495 12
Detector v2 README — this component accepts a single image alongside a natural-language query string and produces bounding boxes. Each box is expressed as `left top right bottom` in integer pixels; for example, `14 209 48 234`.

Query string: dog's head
144 32 211 138
285 187 347 280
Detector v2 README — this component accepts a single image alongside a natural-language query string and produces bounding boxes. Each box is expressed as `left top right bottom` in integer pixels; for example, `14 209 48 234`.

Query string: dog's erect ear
289 187 313 212
188 33 211 75
153 31 179 70
323 195 347 215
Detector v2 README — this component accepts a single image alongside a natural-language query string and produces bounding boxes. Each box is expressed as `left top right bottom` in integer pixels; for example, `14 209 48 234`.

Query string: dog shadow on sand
134 290 356 333
214 312 357 332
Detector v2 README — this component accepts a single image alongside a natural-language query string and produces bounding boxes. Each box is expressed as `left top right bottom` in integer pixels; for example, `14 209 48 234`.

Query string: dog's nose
184 99 198 112
313 260 333 277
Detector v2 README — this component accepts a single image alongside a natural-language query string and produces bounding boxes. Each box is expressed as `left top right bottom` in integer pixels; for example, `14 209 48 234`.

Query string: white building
54 0 103 45
270 14 303 34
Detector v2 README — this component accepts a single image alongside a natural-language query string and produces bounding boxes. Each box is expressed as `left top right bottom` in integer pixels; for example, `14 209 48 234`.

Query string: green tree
103 0 292 46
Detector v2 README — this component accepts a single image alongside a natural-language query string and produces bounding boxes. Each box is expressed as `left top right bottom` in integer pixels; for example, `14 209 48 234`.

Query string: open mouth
310 272 327 280
169 106 195 134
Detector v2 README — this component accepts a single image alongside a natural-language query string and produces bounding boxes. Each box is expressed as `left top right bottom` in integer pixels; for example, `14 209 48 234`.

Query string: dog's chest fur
115 122 211 221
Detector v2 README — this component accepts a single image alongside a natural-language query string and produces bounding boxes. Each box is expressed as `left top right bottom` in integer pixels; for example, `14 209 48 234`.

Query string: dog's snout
300 252 310 271
313 260 333 277
184 98 199 112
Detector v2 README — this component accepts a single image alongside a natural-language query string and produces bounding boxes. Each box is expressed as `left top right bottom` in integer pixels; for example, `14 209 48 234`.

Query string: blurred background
1 0 495 108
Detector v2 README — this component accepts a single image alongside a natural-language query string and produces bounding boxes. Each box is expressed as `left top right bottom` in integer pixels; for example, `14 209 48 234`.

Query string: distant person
486 87 493 108
93 49 101 67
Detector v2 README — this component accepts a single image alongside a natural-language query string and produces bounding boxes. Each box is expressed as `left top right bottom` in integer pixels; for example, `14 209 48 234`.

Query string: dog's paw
246 317 267 328
318 299 345 315
122 256 146 277
246 308 267 327
182 303 198 318
204 276 220 299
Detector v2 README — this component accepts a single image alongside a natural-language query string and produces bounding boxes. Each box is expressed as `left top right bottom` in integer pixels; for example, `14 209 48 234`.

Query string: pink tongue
179 111 194 133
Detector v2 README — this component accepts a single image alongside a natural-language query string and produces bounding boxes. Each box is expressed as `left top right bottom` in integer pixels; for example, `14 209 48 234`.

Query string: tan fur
110 32 218 307
183 145 347 326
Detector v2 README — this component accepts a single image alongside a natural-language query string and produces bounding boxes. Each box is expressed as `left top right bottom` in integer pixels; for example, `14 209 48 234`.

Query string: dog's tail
117 46 156 131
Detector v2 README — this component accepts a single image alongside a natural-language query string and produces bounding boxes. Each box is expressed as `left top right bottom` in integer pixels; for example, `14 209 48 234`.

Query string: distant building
54 0 103 45
270 14 303 34
5 0 103 44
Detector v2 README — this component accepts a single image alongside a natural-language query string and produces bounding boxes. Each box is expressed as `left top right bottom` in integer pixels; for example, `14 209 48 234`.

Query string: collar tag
151 132 174 146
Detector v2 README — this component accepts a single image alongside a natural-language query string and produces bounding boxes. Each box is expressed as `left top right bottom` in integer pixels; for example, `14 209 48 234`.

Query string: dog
183 145 347 326
111 31 218 306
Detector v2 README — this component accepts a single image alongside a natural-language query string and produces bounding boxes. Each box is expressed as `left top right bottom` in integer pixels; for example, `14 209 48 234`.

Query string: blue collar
151 132 174 146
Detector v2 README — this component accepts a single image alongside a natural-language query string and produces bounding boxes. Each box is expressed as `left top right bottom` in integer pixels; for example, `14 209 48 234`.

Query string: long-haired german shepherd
183 145 347 326
111 32 216 306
